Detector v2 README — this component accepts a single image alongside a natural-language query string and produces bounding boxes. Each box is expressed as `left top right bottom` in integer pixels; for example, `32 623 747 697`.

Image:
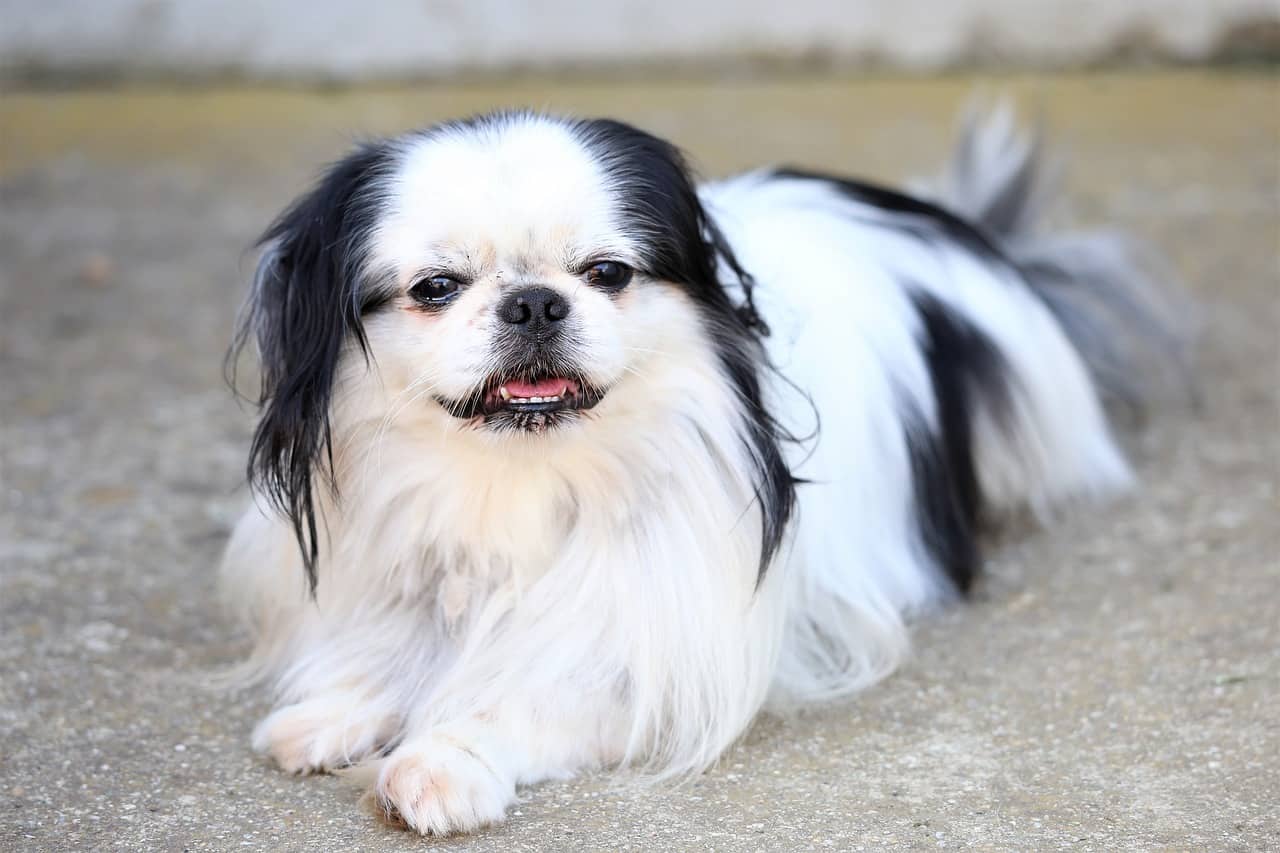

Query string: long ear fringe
226 141 398 594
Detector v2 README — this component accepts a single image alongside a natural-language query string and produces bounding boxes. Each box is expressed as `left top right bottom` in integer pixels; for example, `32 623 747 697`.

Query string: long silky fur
231 142 399 593
928 101 1193 410
221 106 1181 834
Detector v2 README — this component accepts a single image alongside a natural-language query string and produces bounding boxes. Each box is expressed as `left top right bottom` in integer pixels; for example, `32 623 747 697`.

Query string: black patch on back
772 167 1009 264
905 291 1013 593
771 166 1021 593
574 118 797 580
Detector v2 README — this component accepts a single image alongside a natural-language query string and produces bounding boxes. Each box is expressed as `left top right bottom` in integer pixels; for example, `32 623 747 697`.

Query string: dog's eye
410 275 461 305
584 261 633 290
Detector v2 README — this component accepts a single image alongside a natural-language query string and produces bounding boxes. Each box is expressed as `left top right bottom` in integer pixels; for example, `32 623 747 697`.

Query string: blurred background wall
3 0 1277 82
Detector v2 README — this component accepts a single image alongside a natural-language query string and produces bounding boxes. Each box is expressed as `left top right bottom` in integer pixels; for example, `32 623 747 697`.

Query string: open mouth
437 373 607 424
492 376 583 413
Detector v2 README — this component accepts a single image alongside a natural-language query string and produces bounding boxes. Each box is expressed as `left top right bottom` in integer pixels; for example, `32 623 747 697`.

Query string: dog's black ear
230 142 397 593
700 217 771 337
570 116 797 582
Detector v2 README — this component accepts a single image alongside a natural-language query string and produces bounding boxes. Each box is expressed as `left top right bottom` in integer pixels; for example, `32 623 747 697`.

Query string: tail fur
930 100 1193 413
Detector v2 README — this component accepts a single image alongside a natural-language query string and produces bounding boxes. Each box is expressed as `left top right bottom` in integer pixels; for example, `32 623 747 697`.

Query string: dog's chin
435 373 608 433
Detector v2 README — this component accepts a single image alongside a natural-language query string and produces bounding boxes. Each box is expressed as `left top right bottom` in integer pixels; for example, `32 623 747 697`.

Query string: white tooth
499 387 511 401
529 396 544 403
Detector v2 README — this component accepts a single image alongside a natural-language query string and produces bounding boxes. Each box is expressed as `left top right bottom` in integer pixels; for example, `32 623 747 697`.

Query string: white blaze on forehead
373 116 633 279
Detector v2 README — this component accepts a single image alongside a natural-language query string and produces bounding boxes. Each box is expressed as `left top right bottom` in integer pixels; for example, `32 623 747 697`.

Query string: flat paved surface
1 72 1276 851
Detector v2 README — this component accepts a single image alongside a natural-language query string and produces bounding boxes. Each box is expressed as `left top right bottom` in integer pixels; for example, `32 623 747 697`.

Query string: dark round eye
584 261 633 290
410 275 461 305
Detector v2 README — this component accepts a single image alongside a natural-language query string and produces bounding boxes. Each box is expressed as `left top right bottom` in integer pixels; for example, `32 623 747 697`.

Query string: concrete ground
0 72 1276 851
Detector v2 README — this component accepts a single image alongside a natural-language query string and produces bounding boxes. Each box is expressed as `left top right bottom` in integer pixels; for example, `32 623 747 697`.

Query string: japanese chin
221 104 1180 835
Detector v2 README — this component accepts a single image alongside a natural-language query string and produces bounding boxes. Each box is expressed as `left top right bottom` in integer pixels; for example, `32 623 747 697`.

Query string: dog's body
222 107 1175 834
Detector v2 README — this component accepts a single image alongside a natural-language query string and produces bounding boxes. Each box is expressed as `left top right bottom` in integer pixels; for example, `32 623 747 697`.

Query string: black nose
497 286 570 337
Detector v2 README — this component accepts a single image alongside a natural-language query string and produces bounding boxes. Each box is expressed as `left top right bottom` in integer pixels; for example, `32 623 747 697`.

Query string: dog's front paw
369 733 515 835
253 695 397 775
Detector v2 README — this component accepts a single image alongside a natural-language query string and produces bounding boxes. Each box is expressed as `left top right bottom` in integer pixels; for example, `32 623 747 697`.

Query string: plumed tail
930 100 1194 412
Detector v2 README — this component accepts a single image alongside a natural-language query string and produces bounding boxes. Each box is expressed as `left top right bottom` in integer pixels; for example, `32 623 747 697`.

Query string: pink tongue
504 377 568 397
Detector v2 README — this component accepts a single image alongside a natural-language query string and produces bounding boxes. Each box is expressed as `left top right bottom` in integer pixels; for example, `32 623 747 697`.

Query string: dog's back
701 104 1185 701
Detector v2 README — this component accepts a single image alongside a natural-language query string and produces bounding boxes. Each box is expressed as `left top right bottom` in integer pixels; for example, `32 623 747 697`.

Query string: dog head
233 111 792 587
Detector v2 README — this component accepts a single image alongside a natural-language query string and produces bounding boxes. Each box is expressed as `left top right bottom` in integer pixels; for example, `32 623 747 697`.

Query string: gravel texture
1 71 1276 851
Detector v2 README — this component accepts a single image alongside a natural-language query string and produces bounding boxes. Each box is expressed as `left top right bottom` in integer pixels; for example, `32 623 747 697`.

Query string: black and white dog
222 104 1176 834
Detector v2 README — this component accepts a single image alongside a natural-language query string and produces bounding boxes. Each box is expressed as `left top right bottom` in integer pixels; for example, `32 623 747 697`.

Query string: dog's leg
364 686 624 835
253 685 402 775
